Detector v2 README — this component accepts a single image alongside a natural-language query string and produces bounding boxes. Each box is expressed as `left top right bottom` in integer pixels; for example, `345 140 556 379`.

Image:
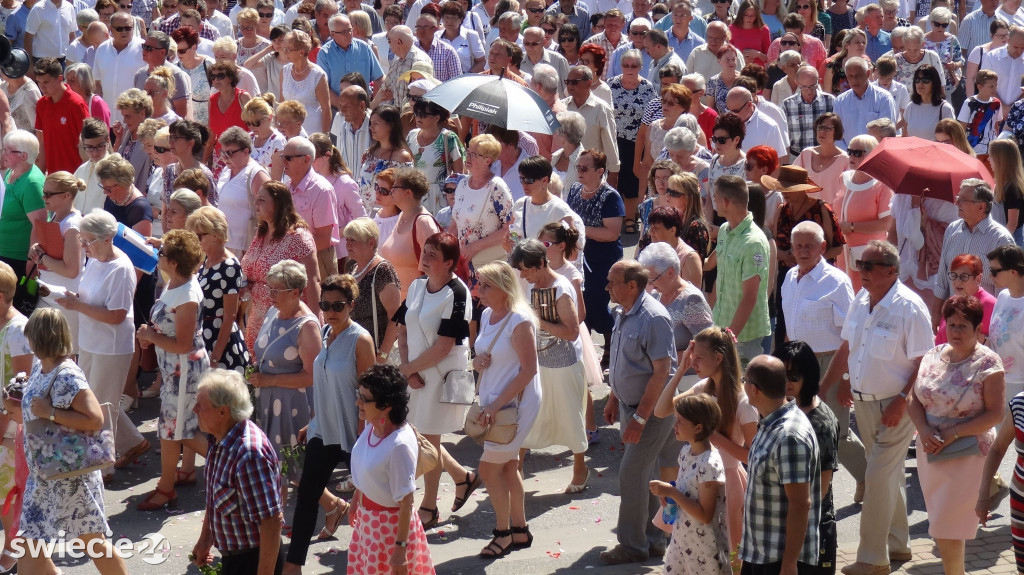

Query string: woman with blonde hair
923 7 963 99
274 99 307 141
113 89 154 195
451 133 513 283
989 138 1024 244
823 28 868 95
30 172 86 348
472 260 541 558
235 8 272 64
243 94 287 173
934 118 976 156
310 133 366 268
280 30 331 135
145 66 180 125
343 217 402 356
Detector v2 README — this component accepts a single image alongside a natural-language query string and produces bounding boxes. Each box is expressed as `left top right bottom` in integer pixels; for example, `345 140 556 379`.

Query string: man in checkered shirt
740 355 821 575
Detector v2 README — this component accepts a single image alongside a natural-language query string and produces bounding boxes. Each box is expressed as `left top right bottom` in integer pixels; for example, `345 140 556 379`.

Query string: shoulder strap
411 212 441 263
483 311 515 356
370 263 380 346
257 311 316 371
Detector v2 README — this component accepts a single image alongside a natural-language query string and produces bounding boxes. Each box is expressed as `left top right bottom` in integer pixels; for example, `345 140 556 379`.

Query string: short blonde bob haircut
343 216 380 245
25 308 74 359
469 134 501 161
0 261 15 302
186 206 230 243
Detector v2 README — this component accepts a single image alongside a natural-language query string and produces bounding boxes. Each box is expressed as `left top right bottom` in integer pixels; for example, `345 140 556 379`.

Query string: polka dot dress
347 504 434 574
198 257 250 373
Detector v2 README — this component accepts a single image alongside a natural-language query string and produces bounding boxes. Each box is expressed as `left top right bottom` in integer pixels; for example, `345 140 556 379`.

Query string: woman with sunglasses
379 168 443 300
638 159 683 250
902 64 955 139
793 112 848 207
216 127 271 255
728 0 770 67
833 134 893 291
924 7 962 98
172 25 214 126
788 0 828 49
242 94 287 172
167 119 219 207
557 23 583 66
664 172 712 262
706 113 746 226
371 167 402 247
144 67 180 126
357 105 414 213
208 61 252 170
408 99 465 215
822 27 868 95
147 127 178 217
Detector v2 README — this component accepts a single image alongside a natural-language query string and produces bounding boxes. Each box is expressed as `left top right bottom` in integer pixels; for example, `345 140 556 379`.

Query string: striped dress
1012 391 1024 570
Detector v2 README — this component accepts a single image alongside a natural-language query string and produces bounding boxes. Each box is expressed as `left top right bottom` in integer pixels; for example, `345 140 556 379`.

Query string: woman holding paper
28 172 86 353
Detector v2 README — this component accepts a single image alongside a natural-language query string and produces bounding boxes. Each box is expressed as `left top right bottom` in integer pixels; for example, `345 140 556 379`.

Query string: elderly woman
880 0 906 31
216 126 271 254
113 89 154 195
823 28 868 95
4 308 127 575
283 274 374 574
173 26 214 125
274 100 307 141
610 49 657 211
835 135 894 291
280 30 330 135
55 210 149 478
551 111 586 194
965 20 1009 99
793 113 848 207
910 295 1005 575
209 61 252 169
894 26 946 92
639 240 713 392
65 63 111 126
347 365 435 573
705 45 741 114
243 95 287 170
357 104 414 213
97 154 152 239
769 165 845 271
902 64 955 139
924 7 963 99
394 232 477 530
30 172 85 351
471 261 542 558
250 260 321 499
638 159 684 250
235 8 272 63
185 207 250 373
344 218 402 359
769 49 803 107
167 119 218 207
646 205 704 286
380 168 442 300
452 134 513 280
147 126 178 220
580 44 612 105
74 118 113 215
408 99 465 215
511 240 589 492
135 229 210 510
240 182 320 353
1 129 46 310
934 254 997 346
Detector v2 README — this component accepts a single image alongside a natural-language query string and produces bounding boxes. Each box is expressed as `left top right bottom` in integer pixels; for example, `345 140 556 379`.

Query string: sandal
418 506 439 530
335 475 356 493
510 525 533 549
624 219 638 234
137 487 177 511
451 470 482 513
317 498 350 540
115 439 151 468
564 468 590 494
479 529 513 559
174 469 197 486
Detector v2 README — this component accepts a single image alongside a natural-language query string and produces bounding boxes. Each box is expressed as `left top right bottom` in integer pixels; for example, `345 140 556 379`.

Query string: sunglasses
210 73 228 80
113 25 133 32
932 21 949 27
318 300 351 312
258 11 274 17
157 248 167 258
520 176 537 184
564 78 585 85
559 37 576 42
43 191 67 198
444 187 457 194
268 287 296 296
245 118 265 128
154 145 170 153
282 154 305 161
990 266 1007 276
711 135 731 144
80 237 103 247
575 165 594 172
542 27 556 34
948 271 977 282
795 3 812 8
780 40 800 46
855 259 894 272
665 189 683 198
142 44 162 52
713 0 731 4
375 183 392 195
630 30 648 36
221 148 245 158
528 6 544 12
914 77 932 83
848 149 867 157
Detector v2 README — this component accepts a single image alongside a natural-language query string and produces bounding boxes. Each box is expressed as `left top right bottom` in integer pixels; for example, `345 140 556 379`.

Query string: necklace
352 256 378 280
115 188 136 207
367 425 395 447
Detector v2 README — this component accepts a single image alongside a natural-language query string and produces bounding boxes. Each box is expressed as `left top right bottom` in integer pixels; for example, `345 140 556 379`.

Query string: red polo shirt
35 85 89 175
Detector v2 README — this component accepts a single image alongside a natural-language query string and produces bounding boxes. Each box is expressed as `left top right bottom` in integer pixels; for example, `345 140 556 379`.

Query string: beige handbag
462 313 518 444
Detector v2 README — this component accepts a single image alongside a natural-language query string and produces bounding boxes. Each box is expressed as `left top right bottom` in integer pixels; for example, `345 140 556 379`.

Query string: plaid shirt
157 13 220 41
781 91 835 156
739 401 821 566
204 420 282 552
419 39 462 83
582 31 628 79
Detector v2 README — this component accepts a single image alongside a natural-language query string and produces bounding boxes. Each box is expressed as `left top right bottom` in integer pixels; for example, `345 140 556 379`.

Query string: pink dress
794 148 848 207
691 379 759 548
914 344 1002 540
239 228 316 353
835 171 894 292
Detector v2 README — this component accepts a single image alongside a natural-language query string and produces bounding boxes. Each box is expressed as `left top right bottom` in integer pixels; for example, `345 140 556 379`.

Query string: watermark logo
10 530 171 564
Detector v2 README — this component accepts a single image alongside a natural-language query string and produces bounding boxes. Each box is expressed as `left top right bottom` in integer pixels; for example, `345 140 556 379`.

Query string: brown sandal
115 439 151 468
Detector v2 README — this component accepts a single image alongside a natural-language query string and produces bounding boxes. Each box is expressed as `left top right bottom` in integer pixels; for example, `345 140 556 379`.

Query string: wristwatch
49 406 56 421
632 412 647 426
395 540 408 548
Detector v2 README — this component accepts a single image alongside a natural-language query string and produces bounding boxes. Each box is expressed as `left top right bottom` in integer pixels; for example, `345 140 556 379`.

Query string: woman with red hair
935 254 997 345
579 43 611 105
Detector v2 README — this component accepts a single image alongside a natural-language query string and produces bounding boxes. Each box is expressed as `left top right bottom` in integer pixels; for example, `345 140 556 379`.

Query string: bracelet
953 426 960 440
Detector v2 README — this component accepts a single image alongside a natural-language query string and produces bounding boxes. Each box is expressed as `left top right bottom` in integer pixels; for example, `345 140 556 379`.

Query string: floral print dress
249 129 287 170
609 75 658 141
357 153 414 214
407 129 464 215
151 278 209 441
924 35 963 95
452 176 513 284
198 257 250 373
663 443 732 575
20 361 108 540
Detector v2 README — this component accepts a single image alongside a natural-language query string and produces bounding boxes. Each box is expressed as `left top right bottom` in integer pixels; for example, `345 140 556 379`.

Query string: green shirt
712 212 771 343
0 165 44 260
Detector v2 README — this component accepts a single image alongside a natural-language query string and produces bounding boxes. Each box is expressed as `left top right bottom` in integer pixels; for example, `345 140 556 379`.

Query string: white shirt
874 78 911 113
73 156 109 215
841 280 933 397
350 424 418 507
508 194 586 251
989 288 1024 386
77 254 138 355
25 0 75 58
996 5 1024 27
208 10 234 40
989 45 1024 106
756 99 789 152
781 258 855 353
330 110 371 194
742 108 787 160
211 66 261 97
94 37 146 123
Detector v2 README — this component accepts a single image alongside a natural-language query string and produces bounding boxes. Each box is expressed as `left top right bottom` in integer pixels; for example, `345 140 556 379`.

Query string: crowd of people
1 0 1024 572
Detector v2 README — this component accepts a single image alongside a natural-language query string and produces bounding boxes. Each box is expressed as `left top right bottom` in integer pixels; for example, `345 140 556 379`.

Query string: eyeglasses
559 37 576 42
79 236 103 247
665 189 683 198
245 118 265 128
443 187 457 194
221 148 245 158
713 0 730 4
855 259 894 272
848 149 867 157
727 102 749 114
332 27 353 34
258 11 274 17
142 44 163 52
154 145 171 154
990 266 1007 276
564 78 585 85
795 3 812 8
741 375 758 389
83 143 107 152
112 25 133 32
948 271 977 282
542 27 556 34
282 154 306 161
711 135 731 145
955 196 982 205
414 24 435 30
629 29 648 36
816 124 835 131
519 176 536 184
780 40 799 46
374 183 392 195
914 76 932 83
932 21 949 27
744 162 755 171
268 287 296 297
100 183 118 192
210 73 228 80
145 89 162 97
43 191 67 198
621 62 640 69
798 82 818 90
355 390 374 403
575 165 595 172
318 300 351 312
239 25 256 32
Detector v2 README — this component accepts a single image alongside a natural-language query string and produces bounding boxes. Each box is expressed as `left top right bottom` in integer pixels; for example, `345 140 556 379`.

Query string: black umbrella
422 71 561 134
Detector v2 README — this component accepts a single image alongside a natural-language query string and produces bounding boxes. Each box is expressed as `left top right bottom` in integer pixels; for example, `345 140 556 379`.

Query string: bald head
746 355 788 400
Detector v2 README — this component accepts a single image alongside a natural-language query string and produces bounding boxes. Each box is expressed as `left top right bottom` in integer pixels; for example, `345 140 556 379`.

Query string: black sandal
479 529 513 559
451 471 482 513
419 506 439 530
511 525 533 549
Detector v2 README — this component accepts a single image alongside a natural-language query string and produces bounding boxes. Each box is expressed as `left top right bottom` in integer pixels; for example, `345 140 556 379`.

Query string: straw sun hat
760 165 823 194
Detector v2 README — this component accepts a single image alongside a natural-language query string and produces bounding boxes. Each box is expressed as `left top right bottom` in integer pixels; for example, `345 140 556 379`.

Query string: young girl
649 393 731 575
654 325 758 549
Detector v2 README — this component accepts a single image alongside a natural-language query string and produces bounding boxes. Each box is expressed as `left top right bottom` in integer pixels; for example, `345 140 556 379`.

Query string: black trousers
221 545 283 575
285 438 350 565
0 257 31 314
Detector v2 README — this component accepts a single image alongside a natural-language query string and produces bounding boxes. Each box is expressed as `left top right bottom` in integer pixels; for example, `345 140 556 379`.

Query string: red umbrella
855 136 993 202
